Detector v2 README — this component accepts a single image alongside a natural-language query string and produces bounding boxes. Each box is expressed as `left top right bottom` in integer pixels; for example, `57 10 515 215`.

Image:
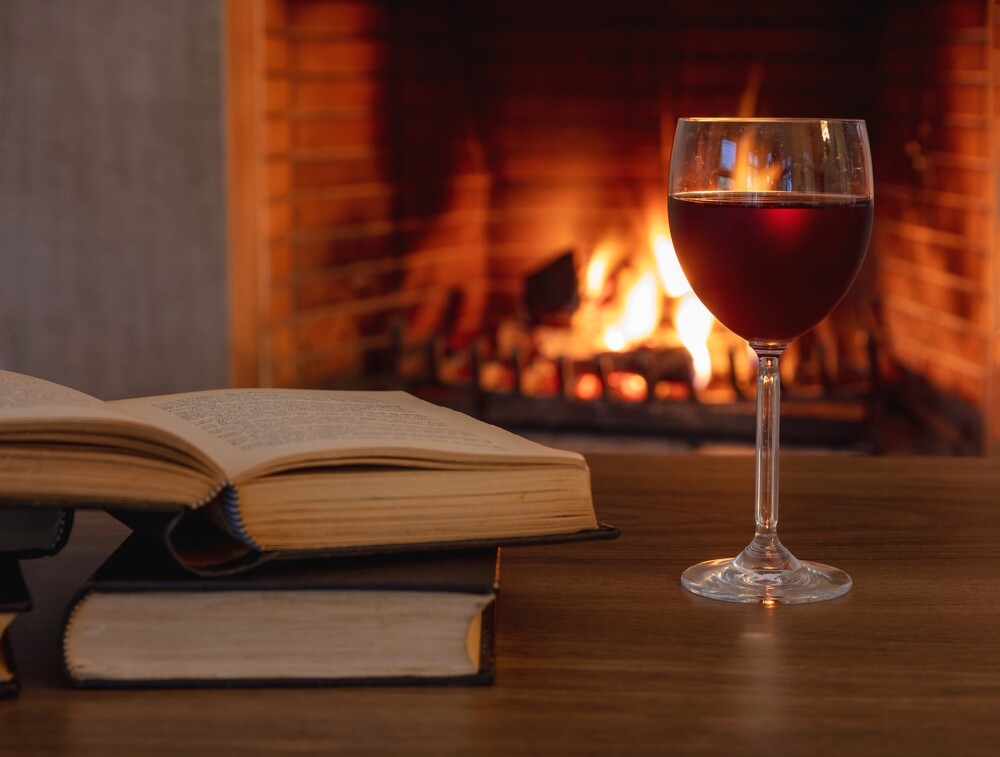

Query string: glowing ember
521 357 560 396
574 372 603 401
607 371 648 402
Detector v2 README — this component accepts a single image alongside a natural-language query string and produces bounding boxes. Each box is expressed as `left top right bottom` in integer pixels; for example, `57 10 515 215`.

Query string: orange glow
607 371 648 402
654 381 692 401
574 372 603 401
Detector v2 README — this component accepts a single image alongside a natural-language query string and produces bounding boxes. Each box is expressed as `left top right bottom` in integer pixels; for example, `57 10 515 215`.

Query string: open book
0 371 611 572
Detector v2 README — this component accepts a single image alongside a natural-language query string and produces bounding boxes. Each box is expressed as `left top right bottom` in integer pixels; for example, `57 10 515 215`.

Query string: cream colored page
0 370 222 478
0 370 121 417
111 388 583 480
0 370 156 427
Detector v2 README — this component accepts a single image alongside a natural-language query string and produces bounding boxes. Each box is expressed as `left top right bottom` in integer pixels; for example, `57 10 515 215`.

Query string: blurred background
0 0 997 455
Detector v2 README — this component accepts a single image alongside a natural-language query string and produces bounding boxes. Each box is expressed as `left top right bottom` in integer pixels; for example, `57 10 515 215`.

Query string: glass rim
677 117 866 124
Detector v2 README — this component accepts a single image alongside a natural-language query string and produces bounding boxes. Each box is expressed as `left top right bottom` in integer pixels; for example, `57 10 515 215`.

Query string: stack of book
0 370 613 690
1 506 74 696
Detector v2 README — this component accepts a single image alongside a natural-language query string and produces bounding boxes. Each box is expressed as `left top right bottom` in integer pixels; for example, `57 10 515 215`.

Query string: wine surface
667 192 873 342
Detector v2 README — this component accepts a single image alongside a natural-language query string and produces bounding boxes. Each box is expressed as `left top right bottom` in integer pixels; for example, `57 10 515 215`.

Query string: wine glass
667 118 873 603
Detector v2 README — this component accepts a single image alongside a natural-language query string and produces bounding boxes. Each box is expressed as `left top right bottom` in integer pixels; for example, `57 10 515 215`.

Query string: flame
729 131 784 192
584 245 613 301
675 293 714 389
534 232 720 395
652 234 691 297
652 233 716 389
601 269 661 352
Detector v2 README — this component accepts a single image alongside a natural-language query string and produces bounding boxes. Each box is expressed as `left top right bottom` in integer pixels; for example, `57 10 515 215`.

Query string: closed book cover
61 532 499 688
0 506 74 559
1 559 31 699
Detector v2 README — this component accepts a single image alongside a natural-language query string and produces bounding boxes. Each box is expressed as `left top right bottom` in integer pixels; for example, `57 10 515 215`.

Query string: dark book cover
1 559 31 699
0 506 74 559
62 531 501 689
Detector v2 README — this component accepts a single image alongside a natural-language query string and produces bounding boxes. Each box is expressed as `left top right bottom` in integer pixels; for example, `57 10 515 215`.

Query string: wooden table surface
3 453 999 755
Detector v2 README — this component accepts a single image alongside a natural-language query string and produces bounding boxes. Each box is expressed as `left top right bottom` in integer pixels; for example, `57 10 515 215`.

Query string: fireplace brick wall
995 0 1000 451
870 0 995 450
236 0 491 388
228 0 999 451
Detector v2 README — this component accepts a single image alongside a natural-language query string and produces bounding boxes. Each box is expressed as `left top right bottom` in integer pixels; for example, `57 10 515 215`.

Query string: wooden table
3 453 999 755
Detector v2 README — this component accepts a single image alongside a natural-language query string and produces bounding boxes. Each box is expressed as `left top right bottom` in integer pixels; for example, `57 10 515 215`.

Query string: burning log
524 250 579 327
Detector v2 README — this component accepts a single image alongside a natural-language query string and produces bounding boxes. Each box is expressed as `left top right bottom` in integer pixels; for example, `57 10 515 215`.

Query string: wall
0 0 229 399
871 0 994 451
250 0 491 387
247 0 882 390
994 0 1000 454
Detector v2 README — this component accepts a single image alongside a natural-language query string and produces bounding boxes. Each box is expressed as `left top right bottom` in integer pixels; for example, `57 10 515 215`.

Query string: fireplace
226 0 999 454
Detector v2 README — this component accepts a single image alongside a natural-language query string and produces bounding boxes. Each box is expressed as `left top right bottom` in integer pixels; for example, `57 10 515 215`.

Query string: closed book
61 532 499 688
0 506 74 559
1 560 31 698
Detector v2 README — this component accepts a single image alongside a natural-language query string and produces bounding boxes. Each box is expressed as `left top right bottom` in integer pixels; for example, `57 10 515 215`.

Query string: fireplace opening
386 239 882 454
230 0 998 455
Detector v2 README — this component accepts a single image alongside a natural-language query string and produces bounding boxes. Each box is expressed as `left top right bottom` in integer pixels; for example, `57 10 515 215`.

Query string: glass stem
737 341 797 572
755 346 782 542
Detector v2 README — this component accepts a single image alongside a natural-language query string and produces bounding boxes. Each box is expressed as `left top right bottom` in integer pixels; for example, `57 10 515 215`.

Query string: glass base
681 556 852 604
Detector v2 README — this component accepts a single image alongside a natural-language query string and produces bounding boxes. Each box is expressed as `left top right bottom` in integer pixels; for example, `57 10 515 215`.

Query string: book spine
218 486 259 550
59 583 94 688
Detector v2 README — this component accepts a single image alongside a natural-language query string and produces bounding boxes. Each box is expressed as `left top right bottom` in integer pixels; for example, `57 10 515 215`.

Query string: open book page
112 389 586 482
0 370 127 421
0 371 220 479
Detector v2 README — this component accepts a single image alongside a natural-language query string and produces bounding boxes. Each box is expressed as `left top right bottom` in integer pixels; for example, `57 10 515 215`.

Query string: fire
675 294 715 389
601 269 661 352
559 246 664 357
537 231 720 398
728 132 784 192
584 246 613 300
653 234 691 297
653 233 716 388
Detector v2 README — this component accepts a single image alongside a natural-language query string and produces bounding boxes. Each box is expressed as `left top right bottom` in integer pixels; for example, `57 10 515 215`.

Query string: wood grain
3 453 999 755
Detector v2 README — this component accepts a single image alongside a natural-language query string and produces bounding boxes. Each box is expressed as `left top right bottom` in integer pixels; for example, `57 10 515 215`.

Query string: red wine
667 192 873 342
